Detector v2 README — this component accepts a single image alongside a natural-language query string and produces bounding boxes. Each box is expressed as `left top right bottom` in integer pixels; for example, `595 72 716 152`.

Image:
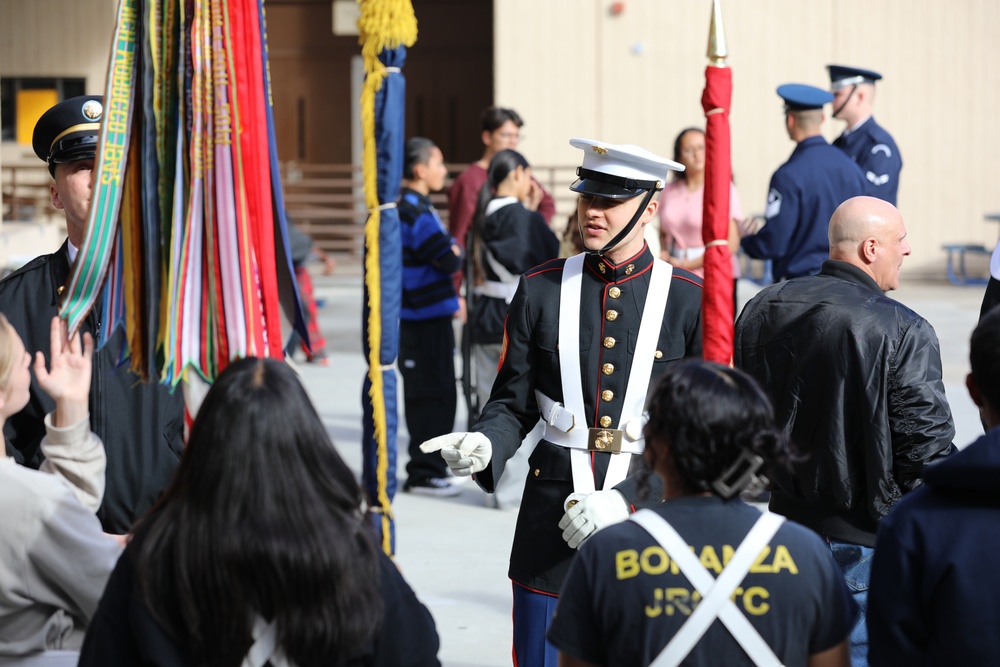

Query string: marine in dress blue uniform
828 65 902 206
741 84 868 281
422 140 703 667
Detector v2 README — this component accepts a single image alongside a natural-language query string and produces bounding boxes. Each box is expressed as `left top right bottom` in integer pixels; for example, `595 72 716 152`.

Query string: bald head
829 196 897 252
829 196 911 291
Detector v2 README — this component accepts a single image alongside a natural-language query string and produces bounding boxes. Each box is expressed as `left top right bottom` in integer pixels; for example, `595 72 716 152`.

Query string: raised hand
524 180 545 212
34 316 93 428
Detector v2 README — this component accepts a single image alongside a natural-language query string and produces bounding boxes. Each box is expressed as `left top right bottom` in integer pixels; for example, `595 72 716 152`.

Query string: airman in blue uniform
741 84 868 281
828 65 902 205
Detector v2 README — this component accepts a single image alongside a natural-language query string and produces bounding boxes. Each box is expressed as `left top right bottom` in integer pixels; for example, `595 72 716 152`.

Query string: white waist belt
554 254 672 497
473 280 518 303
535 390 646 453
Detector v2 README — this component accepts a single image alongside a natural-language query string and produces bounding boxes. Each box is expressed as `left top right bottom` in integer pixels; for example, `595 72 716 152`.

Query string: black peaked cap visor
569 167 661 200
49 135 99 164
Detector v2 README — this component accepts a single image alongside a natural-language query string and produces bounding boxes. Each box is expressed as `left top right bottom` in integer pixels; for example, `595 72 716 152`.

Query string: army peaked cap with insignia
32 95 103 174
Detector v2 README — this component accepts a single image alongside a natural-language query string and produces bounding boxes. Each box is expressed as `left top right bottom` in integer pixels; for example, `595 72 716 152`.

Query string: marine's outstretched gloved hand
419 432 492 476
558 490 629 549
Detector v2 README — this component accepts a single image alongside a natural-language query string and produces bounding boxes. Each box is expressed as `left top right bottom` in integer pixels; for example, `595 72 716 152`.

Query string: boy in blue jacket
397 138 463 496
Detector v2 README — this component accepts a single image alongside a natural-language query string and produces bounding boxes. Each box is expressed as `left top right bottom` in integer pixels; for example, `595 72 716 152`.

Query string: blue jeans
828 540 874 667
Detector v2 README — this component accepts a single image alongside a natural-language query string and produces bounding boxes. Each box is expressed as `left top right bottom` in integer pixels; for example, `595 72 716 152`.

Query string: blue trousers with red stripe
512 582 559 667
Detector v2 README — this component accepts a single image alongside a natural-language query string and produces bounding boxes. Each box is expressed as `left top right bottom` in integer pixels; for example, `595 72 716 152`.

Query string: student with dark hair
465 149 559 509
398 137 463 497
548 360 856 667
658 127 743 281
78 358 440 667
868 306 1000 665
468 149 559 400
447 106 556 293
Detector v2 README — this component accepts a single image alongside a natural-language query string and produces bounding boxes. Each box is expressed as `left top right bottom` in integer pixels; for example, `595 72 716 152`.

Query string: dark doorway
402 0 493 164
265 0 493 165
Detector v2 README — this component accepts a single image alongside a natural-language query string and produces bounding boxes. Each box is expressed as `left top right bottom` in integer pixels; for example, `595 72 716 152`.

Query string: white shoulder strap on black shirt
629 509 786 667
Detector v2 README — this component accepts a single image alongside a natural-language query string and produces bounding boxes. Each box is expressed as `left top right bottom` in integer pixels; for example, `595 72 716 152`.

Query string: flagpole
700 0 735 363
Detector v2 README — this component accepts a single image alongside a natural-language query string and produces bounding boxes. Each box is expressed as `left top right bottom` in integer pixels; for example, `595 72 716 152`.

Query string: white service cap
569 138 684 199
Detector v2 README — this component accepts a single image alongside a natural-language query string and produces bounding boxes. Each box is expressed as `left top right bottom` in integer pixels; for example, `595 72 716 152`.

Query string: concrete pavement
298 260 984 667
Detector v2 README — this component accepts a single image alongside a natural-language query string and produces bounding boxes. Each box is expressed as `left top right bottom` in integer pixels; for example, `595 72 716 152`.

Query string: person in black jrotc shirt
828 65 903 206
422 139 703 666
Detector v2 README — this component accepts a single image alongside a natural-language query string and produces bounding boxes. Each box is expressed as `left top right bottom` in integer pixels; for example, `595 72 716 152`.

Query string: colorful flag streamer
60 0 307 393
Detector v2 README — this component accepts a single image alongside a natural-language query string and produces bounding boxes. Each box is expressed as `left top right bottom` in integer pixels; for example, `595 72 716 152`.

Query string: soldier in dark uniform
828 65 902 206
741 84 869 281
422 139 703 666
0 96 184 534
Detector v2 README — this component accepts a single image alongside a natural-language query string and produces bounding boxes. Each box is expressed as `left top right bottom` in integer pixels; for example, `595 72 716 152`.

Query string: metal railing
283 162 578 255
2 162 580 255
1 163 59 223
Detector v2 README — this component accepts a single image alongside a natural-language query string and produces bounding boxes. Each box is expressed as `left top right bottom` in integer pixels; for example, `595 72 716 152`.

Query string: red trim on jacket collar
525 257 566 279
584 245 654 284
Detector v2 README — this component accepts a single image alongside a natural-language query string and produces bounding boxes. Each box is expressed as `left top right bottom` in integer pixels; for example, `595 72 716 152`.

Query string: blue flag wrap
361 45 406 555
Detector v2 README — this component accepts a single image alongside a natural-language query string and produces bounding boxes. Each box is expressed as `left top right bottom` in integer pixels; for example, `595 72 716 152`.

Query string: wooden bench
2 164 59 222
942 243 991 286
279 162 577 258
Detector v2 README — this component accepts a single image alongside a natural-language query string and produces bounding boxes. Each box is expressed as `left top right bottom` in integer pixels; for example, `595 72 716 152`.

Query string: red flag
701 64 734 363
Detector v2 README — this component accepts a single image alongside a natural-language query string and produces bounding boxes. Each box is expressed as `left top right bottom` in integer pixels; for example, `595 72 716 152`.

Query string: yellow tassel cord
357 0 417 556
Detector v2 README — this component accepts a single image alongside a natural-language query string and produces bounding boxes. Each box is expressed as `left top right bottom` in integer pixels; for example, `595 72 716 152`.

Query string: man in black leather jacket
1 96 184 534
735 195 954 667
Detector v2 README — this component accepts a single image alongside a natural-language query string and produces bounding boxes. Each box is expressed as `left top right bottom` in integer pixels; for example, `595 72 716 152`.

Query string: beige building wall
0 0 115 89
1 0 117 165
496 0 1000 276
3 0 999 276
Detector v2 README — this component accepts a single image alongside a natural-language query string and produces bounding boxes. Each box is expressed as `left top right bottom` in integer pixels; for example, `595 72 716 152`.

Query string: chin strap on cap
579 187 657 258
832 83 857 119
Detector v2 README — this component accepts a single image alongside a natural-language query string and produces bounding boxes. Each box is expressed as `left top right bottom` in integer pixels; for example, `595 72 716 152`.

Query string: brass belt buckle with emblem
588 428 623 454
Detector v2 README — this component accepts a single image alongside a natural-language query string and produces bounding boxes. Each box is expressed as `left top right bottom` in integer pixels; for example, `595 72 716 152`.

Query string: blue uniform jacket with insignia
741 135 868 281
834 116 902 206
472 246 703 594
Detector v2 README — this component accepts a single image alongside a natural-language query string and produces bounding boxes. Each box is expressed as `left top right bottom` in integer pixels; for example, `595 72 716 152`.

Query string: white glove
558 490 629 549
419 432 492 476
